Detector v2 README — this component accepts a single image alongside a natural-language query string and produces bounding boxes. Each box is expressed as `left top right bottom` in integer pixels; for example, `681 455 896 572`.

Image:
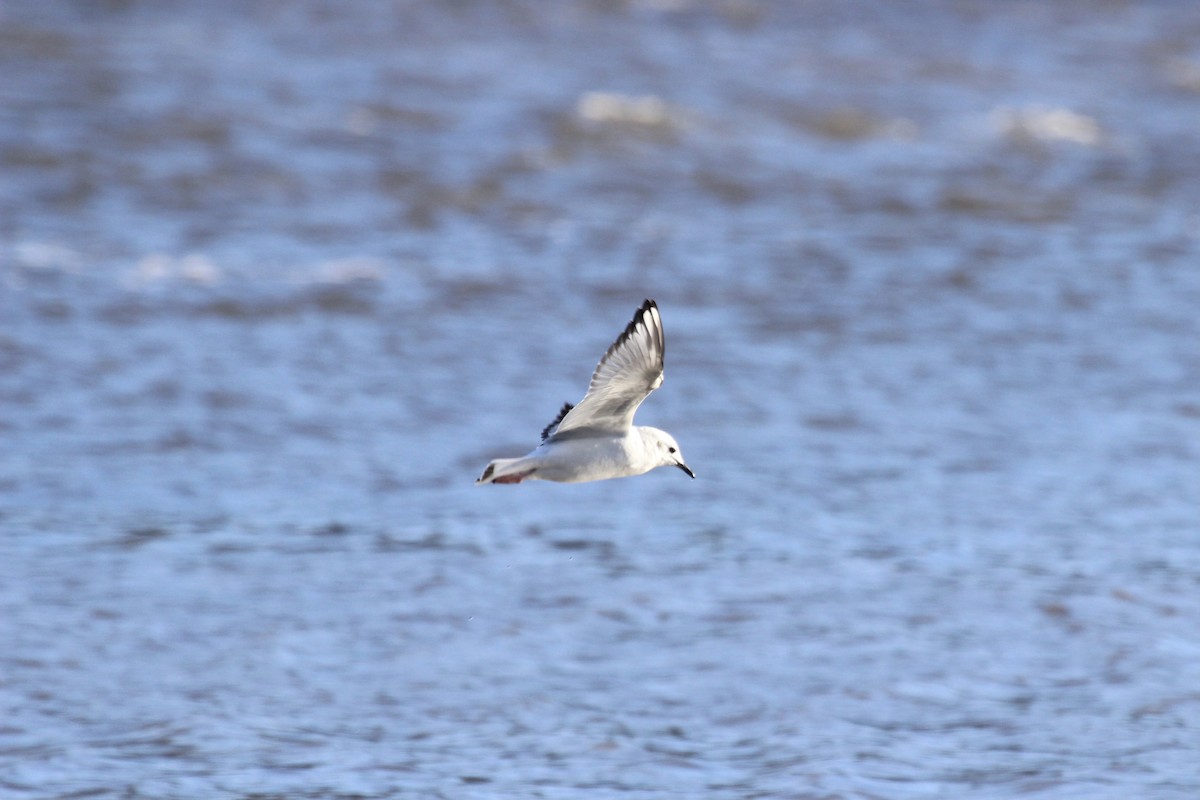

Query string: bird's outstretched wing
541 402 574 441
547 299 665 440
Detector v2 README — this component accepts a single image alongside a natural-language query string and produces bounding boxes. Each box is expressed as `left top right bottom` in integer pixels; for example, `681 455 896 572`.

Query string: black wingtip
541 402 575 441
608 299 660 357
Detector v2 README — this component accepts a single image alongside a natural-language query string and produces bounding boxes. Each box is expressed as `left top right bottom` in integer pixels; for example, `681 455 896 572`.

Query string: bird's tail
476 457 538 485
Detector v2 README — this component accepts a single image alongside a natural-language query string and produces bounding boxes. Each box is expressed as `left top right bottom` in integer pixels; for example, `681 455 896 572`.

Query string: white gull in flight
477 299 694 485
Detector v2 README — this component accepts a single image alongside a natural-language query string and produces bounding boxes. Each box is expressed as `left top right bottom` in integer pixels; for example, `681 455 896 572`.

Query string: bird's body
480 426 679 484
477 300 693 485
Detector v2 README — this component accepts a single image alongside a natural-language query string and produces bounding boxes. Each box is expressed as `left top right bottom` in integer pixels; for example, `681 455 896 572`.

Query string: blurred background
2 1 1198 797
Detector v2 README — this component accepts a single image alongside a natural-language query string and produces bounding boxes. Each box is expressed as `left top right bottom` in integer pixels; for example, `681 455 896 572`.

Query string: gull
477 299 694 485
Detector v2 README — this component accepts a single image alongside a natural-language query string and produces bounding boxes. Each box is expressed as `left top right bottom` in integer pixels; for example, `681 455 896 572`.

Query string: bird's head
643 427 695 479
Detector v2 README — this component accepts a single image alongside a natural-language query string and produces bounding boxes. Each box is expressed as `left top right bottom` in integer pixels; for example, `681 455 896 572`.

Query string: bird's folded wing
549 299 665 439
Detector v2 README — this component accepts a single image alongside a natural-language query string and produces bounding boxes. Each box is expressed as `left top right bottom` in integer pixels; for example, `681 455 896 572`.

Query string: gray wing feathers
549 299 665 438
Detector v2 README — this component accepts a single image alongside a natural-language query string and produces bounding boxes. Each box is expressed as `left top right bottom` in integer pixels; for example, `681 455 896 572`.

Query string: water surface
2 2 1199 797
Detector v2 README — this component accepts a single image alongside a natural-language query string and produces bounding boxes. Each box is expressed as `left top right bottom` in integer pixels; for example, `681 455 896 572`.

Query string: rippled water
3 2 1199 798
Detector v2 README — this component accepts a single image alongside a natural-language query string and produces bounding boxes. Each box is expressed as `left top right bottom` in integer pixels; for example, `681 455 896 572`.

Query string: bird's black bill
676 462 695 479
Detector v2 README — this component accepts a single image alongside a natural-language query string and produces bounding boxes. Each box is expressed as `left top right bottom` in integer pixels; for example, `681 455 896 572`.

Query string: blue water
2 2 1199 797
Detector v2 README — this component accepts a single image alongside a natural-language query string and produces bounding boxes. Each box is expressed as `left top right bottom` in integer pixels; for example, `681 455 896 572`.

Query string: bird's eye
668 447 676 454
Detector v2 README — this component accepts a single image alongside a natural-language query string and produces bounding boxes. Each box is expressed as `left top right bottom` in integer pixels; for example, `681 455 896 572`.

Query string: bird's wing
540 402 574 442
549 299 665 439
